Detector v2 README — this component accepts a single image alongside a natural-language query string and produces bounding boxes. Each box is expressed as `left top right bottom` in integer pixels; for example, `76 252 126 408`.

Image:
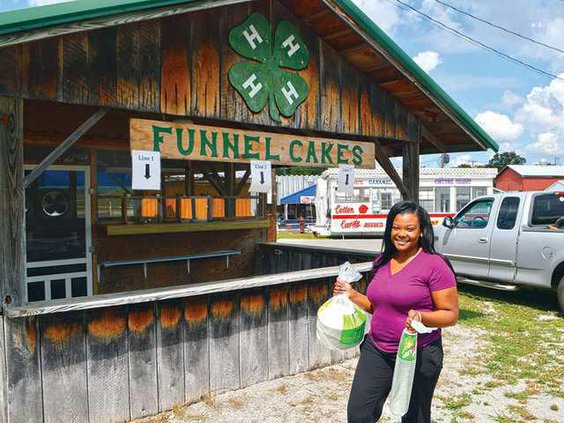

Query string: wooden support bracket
24 109 108 188
372 139 408 199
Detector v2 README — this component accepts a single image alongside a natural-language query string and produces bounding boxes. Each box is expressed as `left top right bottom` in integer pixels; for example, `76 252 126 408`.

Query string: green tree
456 164 472 168
275 166 326 176
487 151 526 172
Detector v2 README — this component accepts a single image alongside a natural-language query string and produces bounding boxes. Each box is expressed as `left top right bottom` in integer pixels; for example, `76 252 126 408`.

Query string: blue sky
2 0 564 167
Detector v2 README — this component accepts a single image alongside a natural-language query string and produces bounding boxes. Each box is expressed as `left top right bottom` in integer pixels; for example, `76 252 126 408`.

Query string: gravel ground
135 323 563 423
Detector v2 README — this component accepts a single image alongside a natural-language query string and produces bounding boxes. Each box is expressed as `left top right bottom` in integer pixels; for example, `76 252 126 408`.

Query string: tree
456 164 472 168
487 151 526 172
275 166 326 176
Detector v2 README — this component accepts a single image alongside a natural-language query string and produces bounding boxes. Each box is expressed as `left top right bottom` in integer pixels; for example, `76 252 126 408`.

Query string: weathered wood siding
0 0 418 142
0 258 372 423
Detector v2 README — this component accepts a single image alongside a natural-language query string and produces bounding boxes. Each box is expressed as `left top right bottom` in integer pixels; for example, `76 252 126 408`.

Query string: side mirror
443 216 454 229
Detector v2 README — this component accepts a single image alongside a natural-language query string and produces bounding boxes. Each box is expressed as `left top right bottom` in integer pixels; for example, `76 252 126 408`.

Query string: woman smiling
334 201 459 423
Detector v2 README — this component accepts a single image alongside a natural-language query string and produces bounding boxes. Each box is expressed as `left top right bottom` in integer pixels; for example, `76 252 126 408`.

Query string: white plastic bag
316 262 366 350
390 329 418 419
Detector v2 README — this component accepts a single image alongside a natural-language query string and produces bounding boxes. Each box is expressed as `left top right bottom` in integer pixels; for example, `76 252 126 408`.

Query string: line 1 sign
130 119 375 169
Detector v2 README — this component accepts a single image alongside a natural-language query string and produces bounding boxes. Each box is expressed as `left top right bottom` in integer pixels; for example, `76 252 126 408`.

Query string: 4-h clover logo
228 13 309 122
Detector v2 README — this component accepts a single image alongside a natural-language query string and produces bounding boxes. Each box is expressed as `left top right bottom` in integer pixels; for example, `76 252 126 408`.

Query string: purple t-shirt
366 250 456 353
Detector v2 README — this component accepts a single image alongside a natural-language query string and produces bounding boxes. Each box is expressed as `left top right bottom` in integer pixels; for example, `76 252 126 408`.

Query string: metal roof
0 0 499 154
506 165 564 177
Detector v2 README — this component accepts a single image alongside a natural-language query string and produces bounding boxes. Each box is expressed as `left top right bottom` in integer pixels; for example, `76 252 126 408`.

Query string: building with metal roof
497 165 564 191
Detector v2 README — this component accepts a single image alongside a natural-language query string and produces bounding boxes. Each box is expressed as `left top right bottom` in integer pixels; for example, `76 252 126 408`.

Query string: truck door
437 197 497 279
488 196 521 281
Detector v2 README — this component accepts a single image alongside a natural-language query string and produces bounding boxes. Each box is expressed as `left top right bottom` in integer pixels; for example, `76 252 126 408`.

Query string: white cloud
526 132 562 155
501 90 524 108
412 51 441 73
352 0 400 32
450 154 472 167
474 111 524 143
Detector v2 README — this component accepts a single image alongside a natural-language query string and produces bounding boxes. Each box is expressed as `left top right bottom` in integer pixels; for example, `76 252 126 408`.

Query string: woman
334 201 458 423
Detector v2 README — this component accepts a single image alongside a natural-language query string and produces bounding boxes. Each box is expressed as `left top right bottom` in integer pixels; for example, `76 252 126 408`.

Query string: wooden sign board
130 119 375 169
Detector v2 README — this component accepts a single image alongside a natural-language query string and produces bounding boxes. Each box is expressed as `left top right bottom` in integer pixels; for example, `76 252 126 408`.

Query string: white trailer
313 167 498 236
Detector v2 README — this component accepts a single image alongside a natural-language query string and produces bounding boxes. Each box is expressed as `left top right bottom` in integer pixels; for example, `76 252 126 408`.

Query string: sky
2 0 564 168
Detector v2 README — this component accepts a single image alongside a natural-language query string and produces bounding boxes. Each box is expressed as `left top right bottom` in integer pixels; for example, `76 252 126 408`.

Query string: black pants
347 335 443 423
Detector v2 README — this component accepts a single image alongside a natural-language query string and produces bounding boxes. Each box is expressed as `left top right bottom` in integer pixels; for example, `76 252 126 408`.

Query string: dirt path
135 323 563 422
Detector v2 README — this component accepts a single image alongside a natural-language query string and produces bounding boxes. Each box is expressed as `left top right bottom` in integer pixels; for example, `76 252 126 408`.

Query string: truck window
496 197 520 230
531 194 564 226
454 199 494 229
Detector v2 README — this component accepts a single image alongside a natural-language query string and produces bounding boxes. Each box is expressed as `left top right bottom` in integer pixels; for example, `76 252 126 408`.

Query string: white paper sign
132 150 161 190
337 165 355 195
249 160 272 193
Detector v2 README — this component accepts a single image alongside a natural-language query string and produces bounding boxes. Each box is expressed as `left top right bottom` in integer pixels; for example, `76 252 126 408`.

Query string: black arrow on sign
260 171 265 184
345 174 349 185
144 164 151 179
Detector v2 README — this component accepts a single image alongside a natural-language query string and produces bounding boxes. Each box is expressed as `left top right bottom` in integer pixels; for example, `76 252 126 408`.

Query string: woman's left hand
405 309 421 333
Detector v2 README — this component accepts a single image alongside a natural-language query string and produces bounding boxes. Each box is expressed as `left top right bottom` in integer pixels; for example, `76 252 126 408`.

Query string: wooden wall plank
307 279 331 369
128 302 158 419
86 307 130 422
62 32 89 104
116 23 140 109
0 46 21 96
371 82 385 137
137 19 161 111
88 27 118 106
156 299 185 411
191 10 221 119
0 97 24 306
340 58 359 134
320 42 341 133
239 289 267 388
396 102 408 141
359 73 373 137
184 296 210 403
40 312 88 423
220 5 251 123
160 14 191 116
288 284 308 375
26 38 59 100
0 317 6 423
267 285 290 379
384 90 396 140
5 317 43 422
209 294 240 394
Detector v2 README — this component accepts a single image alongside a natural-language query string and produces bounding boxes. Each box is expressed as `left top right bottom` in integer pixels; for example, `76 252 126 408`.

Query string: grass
457 285 564 398
276 231 319 239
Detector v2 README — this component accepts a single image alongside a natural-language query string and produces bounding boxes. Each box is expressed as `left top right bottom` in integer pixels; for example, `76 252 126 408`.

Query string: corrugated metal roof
507 165 564 177
323 166 497 178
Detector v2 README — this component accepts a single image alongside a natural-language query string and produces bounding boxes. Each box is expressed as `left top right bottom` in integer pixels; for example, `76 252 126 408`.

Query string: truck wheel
558 276 564 313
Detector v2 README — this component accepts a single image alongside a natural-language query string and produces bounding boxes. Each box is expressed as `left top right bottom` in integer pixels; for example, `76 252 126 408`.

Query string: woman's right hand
333 278 355 299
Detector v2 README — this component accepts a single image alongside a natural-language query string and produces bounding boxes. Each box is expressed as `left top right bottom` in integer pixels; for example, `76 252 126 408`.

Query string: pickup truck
434 191 564 311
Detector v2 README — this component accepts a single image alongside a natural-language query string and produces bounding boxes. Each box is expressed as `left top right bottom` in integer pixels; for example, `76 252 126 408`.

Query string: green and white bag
316 262 366 350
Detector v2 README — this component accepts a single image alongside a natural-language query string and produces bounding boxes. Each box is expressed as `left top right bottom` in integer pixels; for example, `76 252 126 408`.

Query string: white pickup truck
434 191 564 311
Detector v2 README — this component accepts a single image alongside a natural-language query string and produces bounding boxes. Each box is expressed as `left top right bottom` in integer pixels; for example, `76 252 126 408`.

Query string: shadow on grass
458 284 560 314
458 308 485 322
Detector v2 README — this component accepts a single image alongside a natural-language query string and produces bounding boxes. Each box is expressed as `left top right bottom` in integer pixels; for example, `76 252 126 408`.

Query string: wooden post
403 115 421 202
90 149 99 295
0 96 24 306
225 163 235 218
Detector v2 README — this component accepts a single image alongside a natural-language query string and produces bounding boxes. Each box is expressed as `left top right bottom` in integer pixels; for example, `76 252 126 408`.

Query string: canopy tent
280 184 317 205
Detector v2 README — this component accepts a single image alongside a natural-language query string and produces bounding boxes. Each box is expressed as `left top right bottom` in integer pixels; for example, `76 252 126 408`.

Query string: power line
388 0 564 83
431 0 564 54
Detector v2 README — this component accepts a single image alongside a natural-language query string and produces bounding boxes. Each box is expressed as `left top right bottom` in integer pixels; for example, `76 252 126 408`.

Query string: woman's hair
370 200 454 277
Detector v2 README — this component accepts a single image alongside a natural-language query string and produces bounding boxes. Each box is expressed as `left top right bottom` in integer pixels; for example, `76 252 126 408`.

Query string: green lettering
337 143 349 164
176 128 195 156
200 130 218 157
265 137 280 161
222 132 240 159
306 141 319 164
289 139 303 162
152 125 172 151
244 135 260 159
352 145 364 166
320 142 334 165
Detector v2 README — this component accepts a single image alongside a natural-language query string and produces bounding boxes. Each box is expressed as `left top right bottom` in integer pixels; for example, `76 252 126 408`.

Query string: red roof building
496 165 564 191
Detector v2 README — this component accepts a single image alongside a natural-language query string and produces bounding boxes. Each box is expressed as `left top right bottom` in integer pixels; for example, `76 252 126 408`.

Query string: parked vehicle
434 191 564 311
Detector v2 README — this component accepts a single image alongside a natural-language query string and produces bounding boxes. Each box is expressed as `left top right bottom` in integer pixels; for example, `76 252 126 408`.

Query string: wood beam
24 109 107 188
422 126 447 153
403 116 421 202
0 97 24 306
372 139 408 199
235 169 250 196
197 163 226 197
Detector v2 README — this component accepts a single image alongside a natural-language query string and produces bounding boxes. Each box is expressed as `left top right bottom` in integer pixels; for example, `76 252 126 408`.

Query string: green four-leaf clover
228 13 309 122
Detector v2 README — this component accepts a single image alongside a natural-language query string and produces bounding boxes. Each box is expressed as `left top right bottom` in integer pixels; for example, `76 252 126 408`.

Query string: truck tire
558 276 564 313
